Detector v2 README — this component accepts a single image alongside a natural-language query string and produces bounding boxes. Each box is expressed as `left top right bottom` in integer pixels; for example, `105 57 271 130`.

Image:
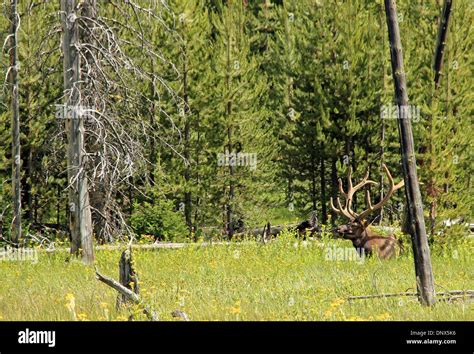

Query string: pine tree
210 0 269 235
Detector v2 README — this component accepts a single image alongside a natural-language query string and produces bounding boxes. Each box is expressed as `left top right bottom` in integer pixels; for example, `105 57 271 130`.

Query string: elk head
330 164 404 259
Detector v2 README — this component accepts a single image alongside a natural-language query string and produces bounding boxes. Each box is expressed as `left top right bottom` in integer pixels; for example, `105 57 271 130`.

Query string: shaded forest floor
0 234 472 321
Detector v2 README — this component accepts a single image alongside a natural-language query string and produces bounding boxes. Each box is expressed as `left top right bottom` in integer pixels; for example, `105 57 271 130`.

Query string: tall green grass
0 233 472 321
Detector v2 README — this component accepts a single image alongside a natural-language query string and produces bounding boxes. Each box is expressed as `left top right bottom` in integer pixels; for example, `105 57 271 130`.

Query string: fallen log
231 210 321 240
96 269 158 321
233 212 321 241
233 223 296 239
348 290 474 303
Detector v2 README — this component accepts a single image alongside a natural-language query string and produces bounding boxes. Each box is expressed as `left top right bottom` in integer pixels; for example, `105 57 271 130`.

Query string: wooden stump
116 247 139 309
260 222 271 244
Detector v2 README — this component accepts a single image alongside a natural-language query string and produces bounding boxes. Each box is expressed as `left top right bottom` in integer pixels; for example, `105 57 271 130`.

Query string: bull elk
330 164 405 259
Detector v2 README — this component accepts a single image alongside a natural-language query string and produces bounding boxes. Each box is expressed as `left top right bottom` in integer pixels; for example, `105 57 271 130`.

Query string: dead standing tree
58 1 181 246
61 0 94 264
384 0 436 306
78 0 107 244
7 0 21 245
433 0 453 90
116 246 139 309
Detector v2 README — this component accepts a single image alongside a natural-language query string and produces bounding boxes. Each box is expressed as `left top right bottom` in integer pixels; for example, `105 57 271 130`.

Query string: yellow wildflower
347 316 365 321
229 300 241 315
323 309 333 319
330 298 345 309
65 294 75 310
375 313 391 321
65 293 77 320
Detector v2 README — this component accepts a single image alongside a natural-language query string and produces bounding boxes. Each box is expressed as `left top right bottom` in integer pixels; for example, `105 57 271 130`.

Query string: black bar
0 321 472 353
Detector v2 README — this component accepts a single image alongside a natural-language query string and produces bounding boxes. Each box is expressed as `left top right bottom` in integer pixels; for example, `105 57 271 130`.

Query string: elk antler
330 166 378 221
329 164 404 221
357 164 404 221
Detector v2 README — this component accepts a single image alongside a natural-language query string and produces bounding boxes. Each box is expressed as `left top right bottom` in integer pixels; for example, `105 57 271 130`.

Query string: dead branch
95 269 158 321
348 290 474 302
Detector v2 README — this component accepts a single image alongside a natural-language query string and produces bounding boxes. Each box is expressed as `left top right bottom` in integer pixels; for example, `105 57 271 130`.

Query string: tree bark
384 0 435 306
433 0 453 89
319 141 327 224
311 159 316 211
9 0 21 244
330 156 338 225
149 58 157 186
117 248 139 308
379 5 387 225
379 119 385 224
61 0 94 264
79 0 109 244
183 48 192 233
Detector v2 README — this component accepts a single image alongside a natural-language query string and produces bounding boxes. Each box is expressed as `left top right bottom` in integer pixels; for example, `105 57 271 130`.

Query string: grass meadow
0 233 472 321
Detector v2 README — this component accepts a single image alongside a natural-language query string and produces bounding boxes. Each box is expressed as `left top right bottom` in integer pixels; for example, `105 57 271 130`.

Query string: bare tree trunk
330 156 338 225
384 0 435 306
9 0 21 244
57 185 61 226
442 27 451 197
379 120 385 224
79 0 108 244
311 157 316 211
117 248 139 309
427 0 453 238
433 0 453 89
225 33 234 240
61 0 94 264
183 49 192 233
319 141 327 224
149 59 157 186
379 3 387 225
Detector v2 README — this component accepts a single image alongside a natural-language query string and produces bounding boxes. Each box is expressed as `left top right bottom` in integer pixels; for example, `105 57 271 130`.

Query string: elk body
330 164 404 259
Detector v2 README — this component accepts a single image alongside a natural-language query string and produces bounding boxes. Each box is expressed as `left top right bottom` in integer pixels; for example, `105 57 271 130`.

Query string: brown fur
335 221 401 259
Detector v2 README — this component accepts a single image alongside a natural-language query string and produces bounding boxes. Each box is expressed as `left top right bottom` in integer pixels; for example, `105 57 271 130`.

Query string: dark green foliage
0 0 472 242
130 198 188 242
